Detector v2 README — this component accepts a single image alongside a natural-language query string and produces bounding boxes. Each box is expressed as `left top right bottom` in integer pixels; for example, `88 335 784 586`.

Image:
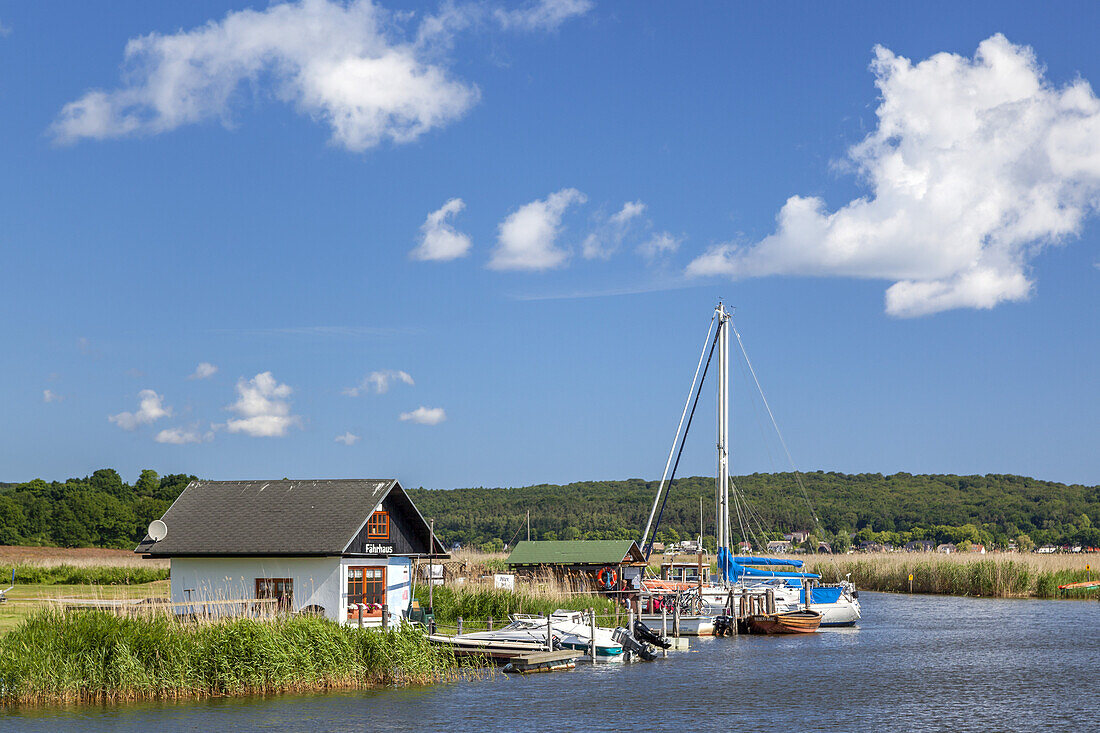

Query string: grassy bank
0 610 473 706
807 553 1097 598
0 564 169 586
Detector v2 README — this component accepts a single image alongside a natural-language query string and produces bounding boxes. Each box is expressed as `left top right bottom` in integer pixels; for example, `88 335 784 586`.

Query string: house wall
169 555 413 626
169 556 343 622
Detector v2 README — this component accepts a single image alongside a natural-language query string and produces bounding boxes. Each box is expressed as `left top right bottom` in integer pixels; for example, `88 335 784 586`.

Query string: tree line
406 472 1100 553
0 469 1096 552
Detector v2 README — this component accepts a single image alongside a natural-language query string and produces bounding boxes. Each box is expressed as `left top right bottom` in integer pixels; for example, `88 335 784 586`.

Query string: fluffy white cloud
494 0 593 31
686 35 1100 317
582 200 645 260
188 362 218 380
51 0 479 151
490 188 586 270
335 431 361 445
42 389 62 403
399 406 447 425
637 231 681 260
225 372 300 437
109 389 172 430
155 426 214 445
411 198 471 261
343 369 414 396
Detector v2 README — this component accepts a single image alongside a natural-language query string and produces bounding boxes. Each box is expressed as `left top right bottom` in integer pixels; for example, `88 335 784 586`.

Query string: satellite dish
148 520 168 542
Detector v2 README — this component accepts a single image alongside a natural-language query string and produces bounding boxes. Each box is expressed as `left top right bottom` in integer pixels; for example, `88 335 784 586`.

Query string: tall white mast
716 303 731 572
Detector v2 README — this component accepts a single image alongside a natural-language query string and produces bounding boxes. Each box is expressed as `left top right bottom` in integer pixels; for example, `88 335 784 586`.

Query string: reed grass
0 609 474 706
418 575 619 630
0 564 169 586
806 552 1097 598
0 545 168 569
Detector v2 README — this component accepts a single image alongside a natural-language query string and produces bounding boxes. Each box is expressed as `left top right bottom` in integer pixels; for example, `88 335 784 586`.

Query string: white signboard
494 574 515 591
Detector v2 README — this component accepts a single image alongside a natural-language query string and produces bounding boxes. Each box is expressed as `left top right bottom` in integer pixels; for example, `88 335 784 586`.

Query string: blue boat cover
800 585 843 604
733 556 804 567
717 548 820 582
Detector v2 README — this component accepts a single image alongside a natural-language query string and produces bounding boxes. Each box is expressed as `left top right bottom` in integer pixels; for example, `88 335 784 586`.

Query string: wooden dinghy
746 609 822 635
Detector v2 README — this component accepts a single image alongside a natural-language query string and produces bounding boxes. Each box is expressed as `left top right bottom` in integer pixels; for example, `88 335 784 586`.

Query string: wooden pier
502 650 582 674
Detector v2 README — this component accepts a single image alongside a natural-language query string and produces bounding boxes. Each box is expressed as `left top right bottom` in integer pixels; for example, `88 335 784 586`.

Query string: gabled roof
505 540 645 566
135 479 439 557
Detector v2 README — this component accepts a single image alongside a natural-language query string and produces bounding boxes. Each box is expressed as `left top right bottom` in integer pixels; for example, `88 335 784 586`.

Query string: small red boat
746 609 822 635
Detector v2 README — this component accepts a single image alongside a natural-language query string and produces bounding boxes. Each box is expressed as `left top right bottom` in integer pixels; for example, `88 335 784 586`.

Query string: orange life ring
596 566 618 590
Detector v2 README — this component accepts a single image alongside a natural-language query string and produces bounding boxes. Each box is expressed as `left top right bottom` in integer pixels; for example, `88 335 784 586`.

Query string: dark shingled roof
135 479 397 556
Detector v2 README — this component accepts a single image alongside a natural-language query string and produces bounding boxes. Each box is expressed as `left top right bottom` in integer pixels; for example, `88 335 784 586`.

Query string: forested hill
0 470 1096 551
406 472 1100 552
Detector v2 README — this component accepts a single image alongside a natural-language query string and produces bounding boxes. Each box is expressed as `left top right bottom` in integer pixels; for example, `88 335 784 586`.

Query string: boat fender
596 566 618 590
633 620 672 649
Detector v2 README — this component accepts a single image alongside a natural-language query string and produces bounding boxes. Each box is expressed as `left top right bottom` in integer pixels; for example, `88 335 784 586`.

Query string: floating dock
502 650 583 674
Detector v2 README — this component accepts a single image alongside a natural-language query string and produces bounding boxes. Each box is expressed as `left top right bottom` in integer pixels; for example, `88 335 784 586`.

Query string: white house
135 479 446 626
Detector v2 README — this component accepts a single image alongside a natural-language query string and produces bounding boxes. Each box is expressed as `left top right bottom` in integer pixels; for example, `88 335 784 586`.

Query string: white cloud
582 200 645 260
155 426 214 445
335 431 361 445
686 34 1100 317
490 188 586 270
0 19 11 37
343 369 414 396
50 0 479 151
637 231 681 260
411 198 471 261
400 406 447 425
494 0 593 31
188 362 219 380
225 372 300 437
109 389 172 430
42 390 62 403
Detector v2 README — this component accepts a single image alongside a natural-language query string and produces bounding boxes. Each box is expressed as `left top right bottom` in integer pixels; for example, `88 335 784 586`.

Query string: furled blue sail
717 548 820 582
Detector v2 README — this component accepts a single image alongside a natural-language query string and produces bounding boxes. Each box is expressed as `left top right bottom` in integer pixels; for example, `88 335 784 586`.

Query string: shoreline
0 610 482 708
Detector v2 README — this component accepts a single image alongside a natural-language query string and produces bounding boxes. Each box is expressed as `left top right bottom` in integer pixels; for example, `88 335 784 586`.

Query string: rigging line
731 322 843 573
645 320 722 560
731 476 767 551
641 311 717 550
730 323 821 527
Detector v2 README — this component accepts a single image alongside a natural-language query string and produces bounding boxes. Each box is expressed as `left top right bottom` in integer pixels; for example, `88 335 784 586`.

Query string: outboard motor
612 627 659 662
713 615 735 637
633 620 672 649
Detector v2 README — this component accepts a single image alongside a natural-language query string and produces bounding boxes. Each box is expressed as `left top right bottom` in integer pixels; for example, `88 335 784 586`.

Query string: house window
256 578 293 611
366 511 390 539
348 566 386 610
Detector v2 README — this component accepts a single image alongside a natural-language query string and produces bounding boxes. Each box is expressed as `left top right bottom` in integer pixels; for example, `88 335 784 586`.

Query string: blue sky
1 1 1097 488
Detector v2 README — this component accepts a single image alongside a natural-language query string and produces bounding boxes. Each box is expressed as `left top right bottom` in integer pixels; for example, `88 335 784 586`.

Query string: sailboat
638 303 861 633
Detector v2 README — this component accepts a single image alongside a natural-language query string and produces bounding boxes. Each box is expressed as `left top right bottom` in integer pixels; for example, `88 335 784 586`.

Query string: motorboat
454 609 625 658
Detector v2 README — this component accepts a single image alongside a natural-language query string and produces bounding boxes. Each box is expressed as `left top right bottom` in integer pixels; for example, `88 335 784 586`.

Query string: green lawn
0 580 169 634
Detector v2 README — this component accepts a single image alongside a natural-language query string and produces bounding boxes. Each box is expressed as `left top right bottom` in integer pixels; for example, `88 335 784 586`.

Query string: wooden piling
661 606 668 659
457 616 462 635
589 608 596 665
546 614 553 652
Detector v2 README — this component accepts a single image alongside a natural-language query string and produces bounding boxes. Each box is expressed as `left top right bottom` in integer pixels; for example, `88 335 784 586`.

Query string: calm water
5 593 1098 733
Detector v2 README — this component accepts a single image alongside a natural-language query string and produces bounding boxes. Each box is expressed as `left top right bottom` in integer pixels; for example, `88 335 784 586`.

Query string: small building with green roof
505 540 646 590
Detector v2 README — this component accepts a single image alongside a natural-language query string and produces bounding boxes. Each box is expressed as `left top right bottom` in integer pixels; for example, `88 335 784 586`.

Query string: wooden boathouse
505 540 647 590
135 479 446 626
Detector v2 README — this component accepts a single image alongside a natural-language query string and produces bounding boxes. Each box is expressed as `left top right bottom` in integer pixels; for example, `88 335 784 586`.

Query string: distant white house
766 540 792 554
136 479 445 627
937 543 956 554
